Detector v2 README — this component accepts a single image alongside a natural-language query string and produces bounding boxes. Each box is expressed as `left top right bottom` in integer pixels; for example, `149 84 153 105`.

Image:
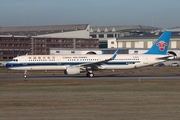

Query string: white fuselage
6 54 167 70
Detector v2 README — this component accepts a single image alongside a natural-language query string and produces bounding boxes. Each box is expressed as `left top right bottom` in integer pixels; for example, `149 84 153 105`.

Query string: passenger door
143 56 148 64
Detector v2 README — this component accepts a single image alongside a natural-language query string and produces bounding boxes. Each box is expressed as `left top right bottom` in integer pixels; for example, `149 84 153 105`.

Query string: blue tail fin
145 31 172 55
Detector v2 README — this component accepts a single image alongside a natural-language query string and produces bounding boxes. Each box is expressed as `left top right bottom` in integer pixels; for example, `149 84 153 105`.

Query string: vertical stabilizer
145 31 171 55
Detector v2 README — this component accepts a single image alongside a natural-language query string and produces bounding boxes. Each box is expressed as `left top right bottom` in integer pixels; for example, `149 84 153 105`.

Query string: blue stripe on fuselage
6 61 140 68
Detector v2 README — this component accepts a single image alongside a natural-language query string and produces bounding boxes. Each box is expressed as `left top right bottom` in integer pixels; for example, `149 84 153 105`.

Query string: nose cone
5 62 12 69
5 62 9 68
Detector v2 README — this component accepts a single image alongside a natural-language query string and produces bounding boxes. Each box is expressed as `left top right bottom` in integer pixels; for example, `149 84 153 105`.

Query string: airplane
6 31 173 78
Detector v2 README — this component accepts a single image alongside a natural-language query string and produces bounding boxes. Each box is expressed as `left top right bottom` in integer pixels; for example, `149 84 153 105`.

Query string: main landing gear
86 71 94 78
24 70 27 78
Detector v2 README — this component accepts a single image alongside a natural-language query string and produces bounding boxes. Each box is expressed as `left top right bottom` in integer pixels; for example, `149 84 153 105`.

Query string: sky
0 0 180 28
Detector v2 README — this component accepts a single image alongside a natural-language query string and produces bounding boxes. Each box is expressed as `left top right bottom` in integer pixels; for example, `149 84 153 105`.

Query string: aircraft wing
76 49 119 69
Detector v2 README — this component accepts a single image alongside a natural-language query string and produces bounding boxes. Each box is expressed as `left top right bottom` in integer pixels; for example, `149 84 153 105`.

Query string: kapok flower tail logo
156 41 168 51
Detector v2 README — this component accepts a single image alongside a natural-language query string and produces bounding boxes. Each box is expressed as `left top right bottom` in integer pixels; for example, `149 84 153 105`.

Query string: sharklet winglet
111 49 119 60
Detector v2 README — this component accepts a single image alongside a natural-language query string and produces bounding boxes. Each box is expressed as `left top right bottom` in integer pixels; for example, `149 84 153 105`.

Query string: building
90 25 160 48
107 32 180 57
0 24 98 60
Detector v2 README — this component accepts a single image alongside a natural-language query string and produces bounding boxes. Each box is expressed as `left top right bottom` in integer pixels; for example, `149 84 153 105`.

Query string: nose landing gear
24 70 27 78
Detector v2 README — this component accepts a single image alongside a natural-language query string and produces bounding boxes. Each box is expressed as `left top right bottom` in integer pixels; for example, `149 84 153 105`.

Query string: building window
111 41 114 44
20 51 24 55
90 35 97 38
71 51 75 53
56 51 60 53
14 44 19 46
107 34 113 38
47 39 51 42
14 51 19 54
99 34 104 38
134 51 138 54
9 57 13 59
3 51 8 54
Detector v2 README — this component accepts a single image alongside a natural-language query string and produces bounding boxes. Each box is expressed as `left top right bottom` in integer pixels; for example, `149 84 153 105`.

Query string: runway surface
1 74 180 81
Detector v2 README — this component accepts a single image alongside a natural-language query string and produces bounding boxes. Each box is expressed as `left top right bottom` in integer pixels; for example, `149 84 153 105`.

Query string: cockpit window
13 59 18 62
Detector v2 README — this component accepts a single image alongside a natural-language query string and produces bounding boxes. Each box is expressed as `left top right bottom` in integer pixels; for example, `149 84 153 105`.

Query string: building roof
166 27 180 32
116 31 180 40
0 24 89 36
90 25 160 33
113 31 180 42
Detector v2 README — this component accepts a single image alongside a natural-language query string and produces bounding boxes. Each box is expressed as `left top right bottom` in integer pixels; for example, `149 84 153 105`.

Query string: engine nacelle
64 67 81 75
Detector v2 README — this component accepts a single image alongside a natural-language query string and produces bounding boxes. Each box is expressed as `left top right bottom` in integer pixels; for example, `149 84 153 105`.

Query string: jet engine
64 66 81 75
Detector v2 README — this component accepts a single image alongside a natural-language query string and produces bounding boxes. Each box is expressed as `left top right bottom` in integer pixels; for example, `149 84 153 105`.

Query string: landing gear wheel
86 72 94 77
89 73 94 78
